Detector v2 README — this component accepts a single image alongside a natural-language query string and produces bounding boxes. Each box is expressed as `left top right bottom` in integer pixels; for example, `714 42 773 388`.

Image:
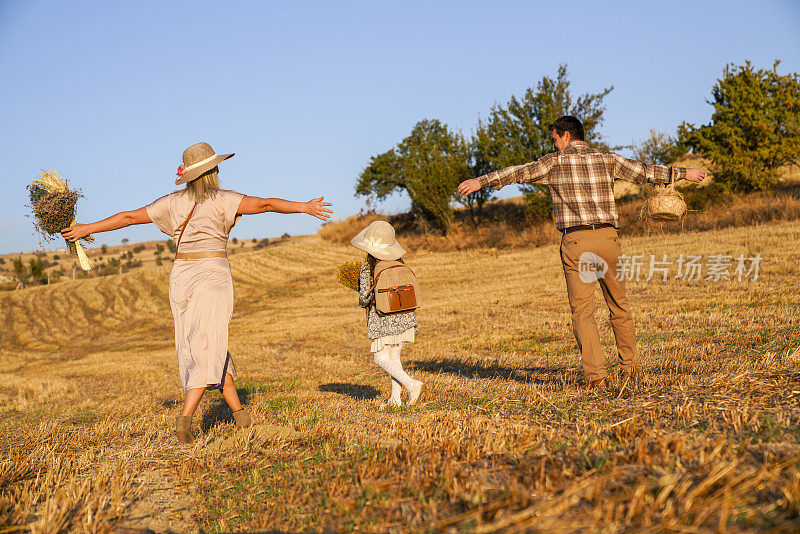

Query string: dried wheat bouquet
336 260 361 291
27 170 94 270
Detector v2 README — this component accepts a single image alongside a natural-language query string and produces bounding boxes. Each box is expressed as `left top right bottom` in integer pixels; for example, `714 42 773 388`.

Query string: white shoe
407 380 425 406
379 398 401 411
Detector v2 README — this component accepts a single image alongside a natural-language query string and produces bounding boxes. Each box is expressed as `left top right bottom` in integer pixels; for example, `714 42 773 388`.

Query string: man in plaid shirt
458 116 705 389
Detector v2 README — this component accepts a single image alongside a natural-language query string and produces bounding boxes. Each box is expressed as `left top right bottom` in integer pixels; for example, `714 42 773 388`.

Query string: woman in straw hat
62 142 332 443
352 220 424 410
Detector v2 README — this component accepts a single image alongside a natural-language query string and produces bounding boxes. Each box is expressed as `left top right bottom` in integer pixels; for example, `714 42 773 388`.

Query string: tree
474 64 613 219
12 256 25 284
632 129 685 165
358 120 472 235
680 60 800 192
29 258 45 284
397 120 472 234
457 140 496 224
355 149 404 204
166 239 176 253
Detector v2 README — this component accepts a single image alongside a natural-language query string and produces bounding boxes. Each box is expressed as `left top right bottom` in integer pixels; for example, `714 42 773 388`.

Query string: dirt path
118 467 196 533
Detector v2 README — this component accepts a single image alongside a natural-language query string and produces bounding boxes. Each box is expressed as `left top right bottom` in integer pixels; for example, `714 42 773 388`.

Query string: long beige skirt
168 257 238 391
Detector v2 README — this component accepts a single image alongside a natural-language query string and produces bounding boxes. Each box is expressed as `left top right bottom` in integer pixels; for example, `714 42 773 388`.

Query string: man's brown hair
548 116 585 141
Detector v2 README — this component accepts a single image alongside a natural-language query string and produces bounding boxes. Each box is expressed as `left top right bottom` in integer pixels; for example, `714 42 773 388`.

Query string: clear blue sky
1 0 799 253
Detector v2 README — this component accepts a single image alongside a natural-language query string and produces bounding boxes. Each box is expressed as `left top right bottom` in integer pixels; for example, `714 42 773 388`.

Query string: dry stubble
1 222 799 532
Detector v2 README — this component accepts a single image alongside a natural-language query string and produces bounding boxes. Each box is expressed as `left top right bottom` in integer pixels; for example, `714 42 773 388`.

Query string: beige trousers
559 226 637 382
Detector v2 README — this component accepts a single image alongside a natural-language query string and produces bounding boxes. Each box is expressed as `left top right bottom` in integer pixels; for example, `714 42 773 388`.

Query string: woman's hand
305 197 333 221
61 223 91 243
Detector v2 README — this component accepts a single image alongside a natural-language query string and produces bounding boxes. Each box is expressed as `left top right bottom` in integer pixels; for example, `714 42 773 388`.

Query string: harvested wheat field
1 220 799 532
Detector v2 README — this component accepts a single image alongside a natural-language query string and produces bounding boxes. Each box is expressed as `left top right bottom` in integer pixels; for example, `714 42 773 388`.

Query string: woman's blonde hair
185 166 220 203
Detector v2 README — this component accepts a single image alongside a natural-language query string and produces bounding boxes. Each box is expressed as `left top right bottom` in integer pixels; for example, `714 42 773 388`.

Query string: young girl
351 220 424 410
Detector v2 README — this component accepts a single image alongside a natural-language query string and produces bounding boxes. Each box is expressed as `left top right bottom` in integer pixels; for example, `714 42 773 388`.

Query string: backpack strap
175 203 197 257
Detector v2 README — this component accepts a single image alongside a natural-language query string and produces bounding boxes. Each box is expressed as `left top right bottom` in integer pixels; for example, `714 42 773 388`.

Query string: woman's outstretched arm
60 207 152 242
237 196 332 221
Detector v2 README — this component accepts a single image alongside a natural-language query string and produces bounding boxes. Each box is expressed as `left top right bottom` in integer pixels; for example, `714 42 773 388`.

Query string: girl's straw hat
351 220 407 261
175 142 235 185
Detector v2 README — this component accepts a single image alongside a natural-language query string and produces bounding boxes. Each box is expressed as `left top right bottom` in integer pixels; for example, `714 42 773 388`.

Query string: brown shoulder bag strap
175 203 197 256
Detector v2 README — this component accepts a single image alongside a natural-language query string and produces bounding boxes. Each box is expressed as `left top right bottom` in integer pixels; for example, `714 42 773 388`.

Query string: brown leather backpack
370 260 421 316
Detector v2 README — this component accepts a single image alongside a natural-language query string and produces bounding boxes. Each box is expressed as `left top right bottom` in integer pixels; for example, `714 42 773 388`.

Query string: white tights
373 344 414 404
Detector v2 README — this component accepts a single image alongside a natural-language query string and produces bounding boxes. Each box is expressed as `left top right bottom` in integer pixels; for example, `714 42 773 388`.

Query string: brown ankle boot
175 415 195 444
233 408 252 428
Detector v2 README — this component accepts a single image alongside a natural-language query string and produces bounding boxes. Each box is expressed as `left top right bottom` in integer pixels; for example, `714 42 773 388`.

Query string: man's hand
304 197 333 221
457 178 482 197
684 168 706 183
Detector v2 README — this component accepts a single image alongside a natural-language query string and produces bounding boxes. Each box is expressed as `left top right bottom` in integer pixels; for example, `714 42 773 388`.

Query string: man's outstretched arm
611 153 705 184
457 153 556 196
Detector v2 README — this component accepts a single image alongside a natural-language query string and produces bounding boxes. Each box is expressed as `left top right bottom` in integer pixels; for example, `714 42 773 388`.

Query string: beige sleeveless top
146 189 244 252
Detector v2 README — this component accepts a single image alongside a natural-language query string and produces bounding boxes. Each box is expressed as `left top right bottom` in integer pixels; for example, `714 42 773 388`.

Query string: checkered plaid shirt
477 141 687 230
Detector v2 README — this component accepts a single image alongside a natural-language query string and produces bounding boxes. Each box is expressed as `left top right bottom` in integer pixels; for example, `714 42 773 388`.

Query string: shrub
523 188 553 221
682 182 734 211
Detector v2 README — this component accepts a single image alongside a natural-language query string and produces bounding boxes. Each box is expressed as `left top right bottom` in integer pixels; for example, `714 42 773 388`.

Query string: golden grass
1 222 799 531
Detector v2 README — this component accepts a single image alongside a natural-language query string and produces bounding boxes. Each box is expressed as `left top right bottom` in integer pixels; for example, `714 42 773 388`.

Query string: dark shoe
233 408 252 428
175 415 194 444
587 377 608 390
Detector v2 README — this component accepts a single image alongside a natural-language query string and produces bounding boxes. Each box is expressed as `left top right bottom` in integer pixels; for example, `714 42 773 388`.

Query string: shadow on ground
409 357 582 386
159 399 182 409
200 389 253 432
318 383 380 400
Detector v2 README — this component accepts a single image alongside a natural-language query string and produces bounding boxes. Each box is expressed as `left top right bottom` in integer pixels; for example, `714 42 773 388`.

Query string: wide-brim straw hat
351 220 407 261
175 142 234 185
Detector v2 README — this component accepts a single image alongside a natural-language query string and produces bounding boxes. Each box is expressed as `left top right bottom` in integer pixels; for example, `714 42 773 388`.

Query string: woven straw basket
644 169 686 222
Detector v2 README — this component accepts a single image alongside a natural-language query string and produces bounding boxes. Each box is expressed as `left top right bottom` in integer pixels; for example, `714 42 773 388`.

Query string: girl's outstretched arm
237 196 332 221
61 207 151 242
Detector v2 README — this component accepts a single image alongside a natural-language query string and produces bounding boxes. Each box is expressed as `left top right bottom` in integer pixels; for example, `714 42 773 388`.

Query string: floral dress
358 261 419 352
